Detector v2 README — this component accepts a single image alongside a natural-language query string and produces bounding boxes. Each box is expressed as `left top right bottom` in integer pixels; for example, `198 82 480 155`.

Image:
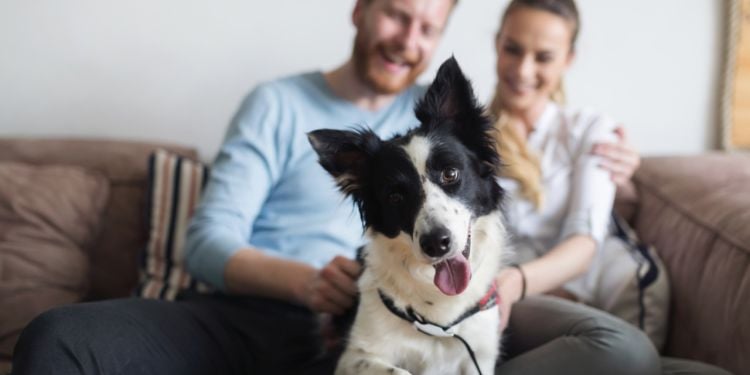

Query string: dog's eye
387 192 404 205
441 168 460 184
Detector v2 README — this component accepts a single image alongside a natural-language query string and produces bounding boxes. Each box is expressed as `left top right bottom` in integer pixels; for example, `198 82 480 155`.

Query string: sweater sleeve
559 113 618 246
185 83 288 290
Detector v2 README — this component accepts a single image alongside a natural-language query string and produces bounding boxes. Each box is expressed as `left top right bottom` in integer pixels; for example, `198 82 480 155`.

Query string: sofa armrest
632 153 750 374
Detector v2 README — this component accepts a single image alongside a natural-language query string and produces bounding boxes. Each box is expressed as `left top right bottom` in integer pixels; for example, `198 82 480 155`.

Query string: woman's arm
498 234 595 302
516 234 595 295
501 116 616 298
496 234 595 327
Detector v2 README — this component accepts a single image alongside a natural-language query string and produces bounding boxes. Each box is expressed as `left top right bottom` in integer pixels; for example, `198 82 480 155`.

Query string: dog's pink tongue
433 254 471 296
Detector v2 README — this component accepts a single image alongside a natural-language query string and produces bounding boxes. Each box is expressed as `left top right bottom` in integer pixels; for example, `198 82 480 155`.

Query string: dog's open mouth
433 223 472 296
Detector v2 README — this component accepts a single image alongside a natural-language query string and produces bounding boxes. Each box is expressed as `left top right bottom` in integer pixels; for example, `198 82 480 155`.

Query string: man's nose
395 20 421 52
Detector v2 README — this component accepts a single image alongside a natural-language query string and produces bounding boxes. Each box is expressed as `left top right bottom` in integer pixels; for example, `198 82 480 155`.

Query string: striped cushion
136 149 213 300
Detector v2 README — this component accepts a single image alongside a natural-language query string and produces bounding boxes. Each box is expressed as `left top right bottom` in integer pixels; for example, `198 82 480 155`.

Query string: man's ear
415 56 479 127
352 0 368 28
307 128 381 196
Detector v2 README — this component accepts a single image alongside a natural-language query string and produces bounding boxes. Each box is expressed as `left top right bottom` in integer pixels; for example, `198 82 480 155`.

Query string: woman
492 0 631 323
490 1 729 374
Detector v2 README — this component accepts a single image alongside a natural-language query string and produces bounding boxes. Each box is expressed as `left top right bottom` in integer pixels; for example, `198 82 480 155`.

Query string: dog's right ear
307 128 381 196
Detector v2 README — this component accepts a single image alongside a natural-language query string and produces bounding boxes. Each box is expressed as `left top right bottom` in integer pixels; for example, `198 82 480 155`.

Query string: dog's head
308 57 503 296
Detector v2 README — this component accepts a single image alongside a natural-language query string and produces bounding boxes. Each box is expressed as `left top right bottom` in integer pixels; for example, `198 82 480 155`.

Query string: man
13 1 647 374
184 0 455 319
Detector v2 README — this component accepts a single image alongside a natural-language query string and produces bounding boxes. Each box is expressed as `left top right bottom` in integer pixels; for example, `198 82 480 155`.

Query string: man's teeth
384 53 406 65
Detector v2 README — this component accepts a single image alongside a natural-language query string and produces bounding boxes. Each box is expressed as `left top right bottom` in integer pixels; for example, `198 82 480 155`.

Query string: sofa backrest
0 138 199 299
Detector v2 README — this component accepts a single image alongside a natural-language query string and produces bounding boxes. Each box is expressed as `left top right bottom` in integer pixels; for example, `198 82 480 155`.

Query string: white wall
0 0 724 160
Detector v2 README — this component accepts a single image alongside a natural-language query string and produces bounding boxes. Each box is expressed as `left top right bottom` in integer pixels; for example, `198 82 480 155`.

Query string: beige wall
731 0 750 147
0 0 724 159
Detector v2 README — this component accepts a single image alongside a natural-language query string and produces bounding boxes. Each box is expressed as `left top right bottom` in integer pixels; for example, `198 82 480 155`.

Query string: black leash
377 281 498 375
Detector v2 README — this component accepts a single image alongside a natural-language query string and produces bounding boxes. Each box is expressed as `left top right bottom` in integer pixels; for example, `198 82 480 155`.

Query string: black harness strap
377 282 498 375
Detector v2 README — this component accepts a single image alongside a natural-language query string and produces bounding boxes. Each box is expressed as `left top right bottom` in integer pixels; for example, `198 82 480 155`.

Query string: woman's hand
299 255 361 315
496 267 525 330
592 125 641 187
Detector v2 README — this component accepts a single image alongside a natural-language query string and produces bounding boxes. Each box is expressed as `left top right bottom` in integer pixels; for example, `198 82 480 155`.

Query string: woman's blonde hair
491 0 579 209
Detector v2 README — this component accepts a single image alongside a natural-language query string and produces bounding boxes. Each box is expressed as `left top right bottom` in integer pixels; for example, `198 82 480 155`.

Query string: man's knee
20 305 81 347
13 304 90 372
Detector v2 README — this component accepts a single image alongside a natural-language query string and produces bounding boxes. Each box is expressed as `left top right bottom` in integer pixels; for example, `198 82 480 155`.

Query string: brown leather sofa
0 138 747 374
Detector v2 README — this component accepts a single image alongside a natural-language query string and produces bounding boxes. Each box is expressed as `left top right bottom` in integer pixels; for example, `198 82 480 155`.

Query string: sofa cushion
633 153 750 374
0 162 110 360
0 138 199 300
136 150 212 300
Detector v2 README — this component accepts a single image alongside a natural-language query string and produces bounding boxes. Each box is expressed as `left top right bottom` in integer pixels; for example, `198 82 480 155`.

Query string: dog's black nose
420 227 451 258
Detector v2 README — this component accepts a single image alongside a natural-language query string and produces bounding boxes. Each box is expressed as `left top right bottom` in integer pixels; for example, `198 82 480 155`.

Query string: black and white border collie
308 57 506 375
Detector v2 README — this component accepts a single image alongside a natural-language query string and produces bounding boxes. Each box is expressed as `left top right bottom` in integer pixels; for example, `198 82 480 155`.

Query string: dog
307 57 507 375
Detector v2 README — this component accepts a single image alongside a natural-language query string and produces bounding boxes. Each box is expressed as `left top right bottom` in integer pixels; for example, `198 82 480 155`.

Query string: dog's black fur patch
309 57 503 240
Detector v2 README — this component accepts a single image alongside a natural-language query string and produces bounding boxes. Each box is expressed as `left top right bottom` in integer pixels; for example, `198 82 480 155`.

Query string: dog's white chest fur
335 213 506 375
342 295 499 375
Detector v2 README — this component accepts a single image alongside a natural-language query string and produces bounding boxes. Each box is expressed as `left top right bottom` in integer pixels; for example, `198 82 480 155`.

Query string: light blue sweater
185 72 425 290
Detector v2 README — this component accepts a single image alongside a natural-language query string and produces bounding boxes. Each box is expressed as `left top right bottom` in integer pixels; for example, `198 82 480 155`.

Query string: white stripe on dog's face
403 135 472 261
403 136 430 176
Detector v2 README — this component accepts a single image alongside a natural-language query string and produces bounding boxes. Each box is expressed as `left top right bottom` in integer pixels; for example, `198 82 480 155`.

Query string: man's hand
300 256 361 315
591 125 641 187
496 267 525 330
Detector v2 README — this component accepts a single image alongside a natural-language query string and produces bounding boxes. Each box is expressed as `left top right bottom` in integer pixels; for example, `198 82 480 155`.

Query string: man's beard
352 31 427 95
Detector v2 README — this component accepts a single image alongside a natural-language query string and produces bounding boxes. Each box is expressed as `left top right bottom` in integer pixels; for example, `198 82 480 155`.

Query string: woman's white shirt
497 101 618 263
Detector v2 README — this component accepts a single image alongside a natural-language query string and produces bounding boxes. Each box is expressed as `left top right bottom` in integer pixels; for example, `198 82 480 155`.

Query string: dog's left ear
415 56 480 126
307 128 381 197
416 57 500 173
